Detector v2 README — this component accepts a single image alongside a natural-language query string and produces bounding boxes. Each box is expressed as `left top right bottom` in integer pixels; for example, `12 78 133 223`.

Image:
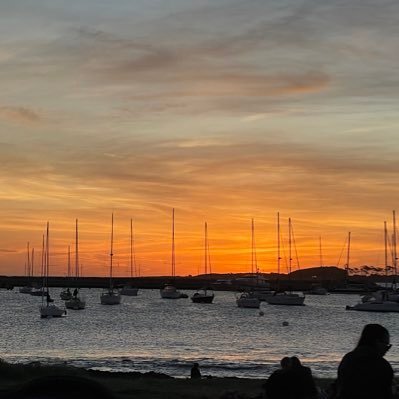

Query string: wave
2 354 344 379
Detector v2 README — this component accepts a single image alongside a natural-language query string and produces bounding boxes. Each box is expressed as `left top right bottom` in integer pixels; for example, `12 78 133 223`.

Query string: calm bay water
1 289 398 379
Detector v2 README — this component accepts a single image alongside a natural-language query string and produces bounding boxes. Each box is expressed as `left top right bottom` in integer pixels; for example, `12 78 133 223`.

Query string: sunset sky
1 0 399 277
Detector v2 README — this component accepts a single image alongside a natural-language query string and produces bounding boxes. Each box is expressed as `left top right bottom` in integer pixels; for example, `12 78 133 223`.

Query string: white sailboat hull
265 293 305 306
40 304 66 318
236 297 260 308
100 291 121 305
347 301 399 313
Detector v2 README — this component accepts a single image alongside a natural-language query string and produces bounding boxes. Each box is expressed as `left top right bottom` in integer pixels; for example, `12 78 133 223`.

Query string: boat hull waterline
265 293 305 306
191 293 214 303
40 304 66 318
101 292 121 305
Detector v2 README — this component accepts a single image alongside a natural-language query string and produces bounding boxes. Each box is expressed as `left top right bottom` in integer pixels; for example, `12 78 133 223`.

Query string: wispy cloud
0 106 41 125
0 248 17 253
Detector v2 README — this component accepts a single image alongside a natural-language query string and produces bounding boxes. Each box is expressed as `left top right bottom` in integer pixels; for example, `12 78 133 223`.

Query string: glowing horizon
1 1 399 277
0 209 394 277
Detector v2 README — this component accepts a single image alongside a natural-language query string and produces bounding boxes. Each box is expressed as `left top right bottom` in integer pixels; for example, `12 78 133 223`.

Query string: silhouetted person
290 356 318 399
336 323 393 399
265 356 318 399
191 362 201 379
73 288 78 297
264 357 292 399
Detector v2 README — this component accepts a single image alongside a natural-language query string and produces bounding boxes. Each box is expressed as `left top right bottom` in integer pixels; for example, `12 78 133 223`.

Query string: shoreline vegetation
0 360 335 399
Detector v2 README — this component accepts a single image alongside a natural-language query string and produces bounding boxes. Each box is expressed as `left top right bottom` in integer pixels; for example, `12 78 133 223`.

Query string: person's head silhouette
357 324 391 356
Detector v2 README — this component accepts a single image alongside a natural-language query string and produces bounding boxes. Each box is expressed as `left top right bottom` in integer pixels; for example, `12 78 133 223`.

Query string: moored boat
39 222 66 318
346 300 399 313
100 214 121 305
265 292 305 306
160 284 185 299
266 214 305 306
236 292 260 308
305 284 328 295
191 288 214 303
65 220 86 310
160 209 187 299
121 219 139 297
191 222 214 304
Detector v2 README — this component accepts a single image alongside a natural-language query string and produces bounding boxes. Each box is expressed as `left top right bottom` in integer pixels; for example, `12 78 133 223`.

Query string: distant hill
289 266 347 280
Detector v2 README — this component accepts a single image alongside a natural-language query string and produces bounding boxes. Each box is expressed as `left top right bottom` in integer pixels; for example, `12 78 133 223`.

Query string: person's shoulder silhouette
289 356 318 399
264 357 295 399
336 324 394 399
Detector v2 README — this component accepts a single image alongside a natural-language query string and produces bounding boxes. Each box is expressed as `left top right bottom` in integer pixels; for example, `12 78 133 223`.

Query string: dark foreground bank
0 360 336 399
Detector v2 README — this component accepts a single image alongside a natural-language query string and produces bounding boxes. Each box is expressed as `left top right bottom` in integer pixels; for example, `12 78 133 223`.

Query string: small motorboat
236 292 260 308
191 288 214 303
265 292 305 306
160 284 186 299
100 289 121 305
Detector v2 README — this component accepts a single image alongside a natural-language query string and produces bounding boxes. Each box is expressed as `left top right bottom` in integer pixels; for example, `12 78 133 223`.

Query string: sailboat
19 242 33 294
347 213 399 312
120 219 139 296
305 237 328 295
100 214 121 305
265 214 305 306
30 245 43 296
236 219 260 308
40 222 66 318
65 219 86 310
160 209 187 299
60 246 72 300
191 222 215 303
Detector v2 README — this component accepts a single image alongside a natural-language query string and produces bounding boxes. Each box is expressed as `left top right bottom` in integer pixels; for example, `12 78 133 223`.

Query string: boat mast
384 221 388 280
277 212 281 275
31 248 34 278
41 234 45 305
110 214 114 290
75 219 79 279
27 242 30 279
289 218 292 275
171 208 175 277
46 222 49 300
319 236 323 267
251 219 257 275
345 232 351 276
204 222 208 275
67 245 71 278
130 219 133 278
393 211 397 285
